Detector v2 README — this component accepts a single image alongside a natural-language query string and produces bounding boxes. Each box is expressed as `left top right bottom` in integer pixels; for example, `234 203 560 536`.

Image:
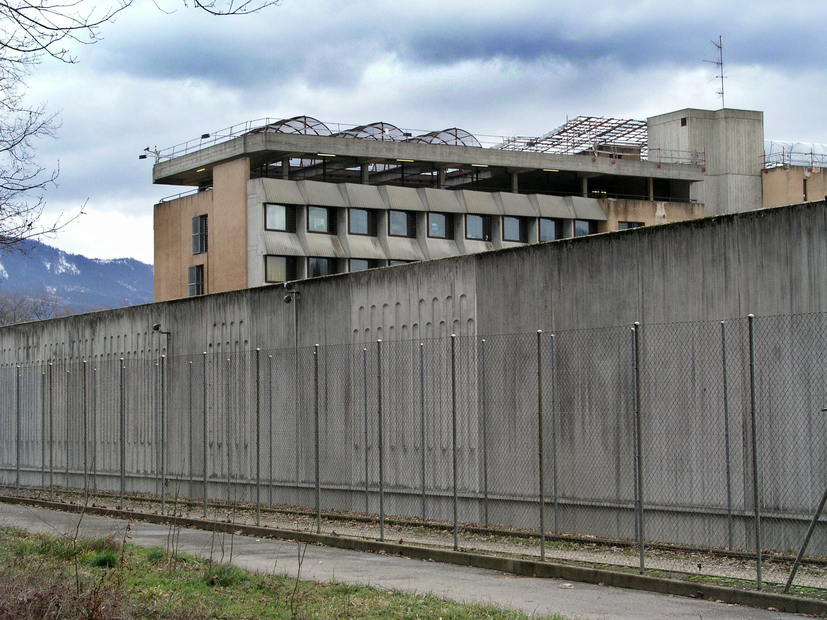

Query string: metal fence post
15 364 20 492
92 366 97 491
41 368 46 490
160 355 166 515
49 361 54 501
226 357 231 505
363 347 369 516
551 333 558 535
314 344 321 534
633 322 644 575
451 334 458 551
268 354 274 508
420 342 426 521
481 338 488 528
721 321 733 549
189 360 194 501
155 361 160 500
65 368 70 489
203 352 208 518
748 314 763 589
537 331 545 561
255 348 261 526
82 361 88 503
377 340 384 541
119 358 125 509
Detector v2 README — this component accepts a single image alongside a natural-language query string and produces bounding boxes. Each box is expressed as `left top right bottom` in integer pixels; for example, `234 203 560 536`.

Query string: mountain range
0 241 154 312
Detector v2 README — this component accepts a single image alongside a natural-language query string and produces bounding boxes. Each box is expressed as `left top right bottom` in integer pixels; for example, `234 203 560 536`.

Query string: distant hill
0 242 154 312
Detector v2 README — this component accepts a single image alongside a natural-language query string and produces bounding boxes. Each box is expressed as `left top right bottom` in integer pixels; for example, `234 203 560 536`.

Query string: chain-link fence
3 314 827 594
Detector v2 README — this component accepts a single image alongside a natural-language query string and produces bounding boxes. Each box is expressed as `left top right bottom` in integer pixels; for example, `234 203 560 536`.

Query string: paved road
0 503 801 620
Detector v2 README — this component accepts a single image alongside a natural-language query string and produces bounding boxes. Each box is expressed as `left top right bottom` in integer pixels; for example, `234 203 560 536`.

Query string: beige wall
153 190 214 301
153 157 250 302
598 198 705 232
763 166 827 208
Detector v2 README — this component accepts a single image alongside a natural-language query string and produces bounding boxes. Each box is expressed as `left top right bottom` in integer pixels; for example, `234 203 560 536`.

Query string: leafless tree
0 0 280 253
0 287 73 324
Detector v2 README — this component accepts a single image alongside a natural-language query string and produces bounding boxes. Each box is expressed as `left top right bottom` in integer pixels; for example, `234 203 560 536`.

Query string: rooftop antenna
704 36 726 108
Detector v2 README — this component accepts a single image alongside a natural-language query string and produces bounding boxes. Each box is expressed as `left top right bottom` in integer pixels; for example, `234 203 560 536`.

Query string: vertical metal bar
377 340 384 541
481 339 488 528
189 360 194 501
363 347 369 516
226 357 231 505
92 366 97 491
748 314 762 589
41 369 46 490
65 368 70 489
203 352 208 518
721 321 733 549
49 362 54 501
119 359 125 509
785 482 827 592
268 354 274 508
154 361 160 499
314 344 321 534
255 348 261 527
160 355 166 515
451 334 458 551
15 365 20 492
633 322 644 575
420 342 426 522
82 361 88 503
537 331 545 561
551 333 559 535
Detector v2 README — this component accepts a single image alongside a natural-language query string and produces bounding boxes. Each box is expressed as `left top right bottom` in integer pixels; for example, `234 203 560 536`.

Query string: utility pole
704 36 726 108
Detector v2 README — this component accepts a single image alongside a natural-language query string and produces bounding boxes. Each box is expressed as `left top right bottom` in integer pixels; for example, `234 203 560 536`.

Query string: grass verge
0 525 571 619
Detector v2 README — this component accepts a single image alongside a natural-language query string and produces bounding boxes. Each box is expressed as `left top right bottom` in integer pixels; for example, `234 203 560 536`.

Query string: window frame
465 214 492 241
348 208 377 236
307 256 335 278
388 210 416 238
264 203 296 232
428 212 454 239
307 206 337 235
187 264 204 296
617 221 644 230
539 217 561 242
349 258 379 272
502 216 527 243
191 214 208 255
264 255 297 283
574 219 598 237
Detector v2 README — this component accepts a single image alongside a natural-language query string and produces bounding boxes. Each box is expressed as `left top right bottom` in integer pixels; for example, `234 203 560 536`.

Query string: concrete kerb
1 494 824 617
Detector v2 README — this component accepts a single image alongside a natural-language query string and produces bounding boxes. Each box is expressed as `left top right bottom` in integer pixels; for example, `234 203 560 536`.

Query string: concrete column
511 173 519 193
282 157 290 180
581 177 588 197
438 168 446 189
648 177 654 201
361 163 369 185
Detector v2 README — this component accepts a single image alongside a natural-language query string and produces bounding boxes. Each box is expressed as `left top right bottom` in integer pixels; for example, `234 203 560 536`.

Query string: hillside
0 242 154 313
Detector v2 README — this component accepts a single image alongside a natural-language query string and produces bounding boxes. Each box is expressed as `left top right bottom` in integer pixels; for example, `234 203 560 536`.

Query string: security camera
283 295 292 304
284 282 295 291
152 323 161 332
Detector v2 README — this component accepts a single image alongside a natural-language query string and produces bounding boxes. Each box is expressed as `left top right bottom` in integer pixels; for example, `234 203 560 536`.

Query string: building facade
151 108 765 302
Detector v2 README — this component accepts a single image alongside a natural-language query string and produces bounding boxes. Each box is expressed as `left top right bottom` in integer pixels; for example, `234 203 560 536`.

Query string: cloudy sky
21 0 827 264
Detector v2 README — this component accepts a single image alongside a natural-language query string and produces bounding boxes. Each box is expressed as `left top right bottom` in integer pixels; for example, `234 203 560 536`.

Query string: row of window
264 255 410 283
263 203 598 242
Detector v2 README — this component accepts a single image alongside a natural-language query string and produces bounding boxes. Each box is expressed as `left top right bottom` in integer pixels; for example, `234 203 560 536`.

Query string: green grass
0 526 571 619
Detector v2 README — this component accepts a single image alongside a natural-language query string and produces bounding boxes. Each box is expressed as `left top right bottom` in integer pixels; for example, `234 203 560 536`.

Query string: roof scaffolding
498 116 649 156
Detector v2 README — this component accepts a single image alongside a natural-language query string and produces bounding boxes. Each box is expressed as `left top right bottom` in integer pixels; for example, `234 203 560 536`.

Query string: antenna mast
704 36 726 108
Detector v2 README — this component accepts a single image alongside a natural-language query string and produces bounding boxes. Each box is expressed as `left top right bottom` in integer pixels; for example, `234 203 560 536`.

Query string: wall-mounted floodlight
201 133 211 139
283 281 299 304
152 323 171 335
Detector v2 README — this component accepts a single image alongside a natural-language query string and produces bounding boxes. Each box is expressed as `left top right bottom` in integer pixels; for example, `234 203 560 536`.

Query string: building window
574 220 598 237
308 206 337 234
191 215 208 254
466 214 492 241
264 203 296 232
350 258 379 272
264 255 297 283
503 216 528 242
617 221 644 230
308 257 336 278
187 265 204 296
388 260 409 266
539 218 561 242
349 208 377 236
428 212 454 239
388 210 416 238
